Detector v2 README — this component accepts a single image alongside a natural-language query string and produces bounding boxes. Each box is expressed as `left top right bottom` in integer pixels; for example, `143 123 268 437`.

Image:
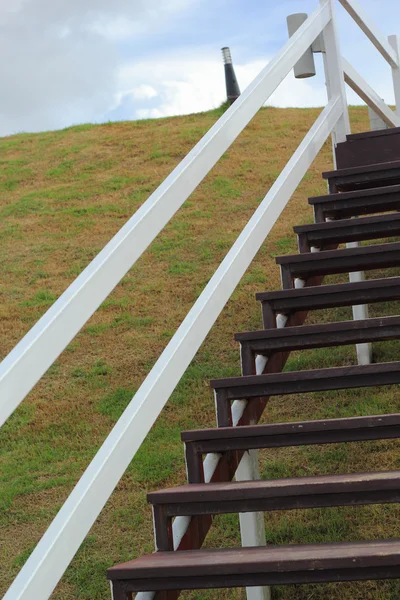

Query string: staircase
107 128 400 598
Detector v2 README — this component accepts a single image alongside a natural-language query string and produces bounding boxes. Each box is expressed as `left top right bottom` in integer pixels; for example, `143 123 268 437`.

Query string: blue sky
1 0 399 136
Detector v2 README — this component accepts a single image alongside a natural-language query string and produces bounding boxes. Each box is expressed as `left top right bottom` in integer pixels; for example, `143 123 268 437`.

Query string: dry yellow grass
1 106 399 600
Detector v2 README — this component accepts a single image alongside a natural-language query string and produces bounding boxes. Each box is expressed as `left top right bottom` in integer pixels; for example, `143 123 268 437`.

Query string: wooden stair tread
275 240 400 265
276 242 400 287
336 129 400 169
182 415 400 483
182 413 400 442
210 361 400 398
322 160 400 192
234 315 400 348
147 470 400 505
295 214 400 251
235 315 400 340
294 212 400 234
323 159 400 180
255 276 400 303
308 184 400 221
346 127 400 142
107 539 400 581
309 183 400 204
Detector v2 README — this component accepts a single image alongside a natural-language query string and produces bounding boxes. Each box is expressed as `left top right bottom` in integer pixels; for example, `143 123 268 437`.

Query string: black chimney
222 47 241 104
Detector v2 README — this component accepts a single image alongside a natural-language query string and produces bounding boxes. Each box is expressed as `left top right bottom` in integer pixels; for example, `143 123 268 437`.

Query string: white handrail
3 96 343 600
343 57 400 127
0 1 330 429
339 0 399 68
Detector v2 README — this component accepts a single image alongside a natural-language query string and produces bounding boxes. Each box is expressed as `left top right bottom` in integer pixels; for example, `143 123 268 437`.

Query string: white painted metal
5 97 343 600
338 0 399 68
236 354 269 600
276 313 289 328
294 277 306 288
312 32 326 54
347 275 371 364
389 35 400 117
368 105 389 131
345 257 373 365
236 266 303 600
320 1 370 365
287 13 316 79
236 450 270 600
0 2 330 431
320 0 351 145
343 58 400 127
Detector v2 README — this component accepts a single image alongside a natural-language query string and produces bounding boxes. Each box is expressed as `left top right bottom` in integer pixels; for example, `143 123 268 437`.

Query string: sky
1 0 400 136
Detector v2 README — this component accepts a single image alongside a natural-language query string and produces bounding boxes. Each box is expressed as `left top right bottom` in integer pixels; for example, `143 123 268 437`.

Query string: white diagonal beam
343 57 400 127
339 0 399 68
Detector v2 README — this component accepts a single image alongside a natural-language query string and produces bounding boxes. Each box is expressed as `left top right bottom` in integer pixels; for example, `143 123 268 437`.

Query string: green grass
1 105 400 600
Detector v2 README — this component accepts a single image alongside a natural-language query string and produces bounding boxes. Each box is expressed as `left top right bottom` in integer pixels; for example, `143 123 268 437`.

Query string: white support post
236 450 270 600
236 354 270 600
389 35 400 117
320 0 350 145
321 0 371 365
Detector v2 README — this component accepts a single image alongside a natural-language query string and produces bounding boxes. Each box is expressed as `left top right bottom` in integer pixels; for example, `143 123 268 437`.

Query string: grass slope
1 106 400 600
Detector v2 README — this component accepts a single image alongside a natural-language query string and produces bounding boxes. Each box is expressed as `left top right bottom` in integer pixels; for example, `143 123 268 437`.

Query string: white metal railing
343 58 400 126
338 0 400 121
2 1 399 599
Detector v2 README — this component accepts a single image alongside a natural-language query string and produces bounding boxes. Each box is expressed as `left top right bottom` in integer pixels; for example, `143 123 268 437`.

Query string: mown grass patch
2 106 400 600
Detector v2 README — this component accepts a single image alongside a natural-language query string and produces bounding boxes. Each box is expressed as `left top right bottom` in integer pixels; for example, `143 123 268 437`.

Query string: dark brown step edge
148 471 400 550
107 539 400 594
294 213 400 252
346 127 400 142
335 128 400 170
275 241 400 289
211 361 400 427
235 315 400 375
256 276 400 329
322 159 400 193
181 414 400 483
308 184 400 223
148 471 400 537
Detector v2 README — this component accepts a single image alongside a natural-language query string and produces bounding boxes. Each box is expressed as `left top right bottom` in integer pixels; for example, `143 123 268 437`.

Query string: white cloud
0 0 193 136
1 0 396 137
136 108 164 119
131 85 158 100
114 54 329 123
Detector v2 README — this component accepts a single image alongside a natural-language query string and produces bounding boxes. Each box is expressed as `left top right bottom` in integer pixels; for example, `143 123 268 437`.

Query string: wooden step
211 362 400 426
347 128 400 142
309 184 400 223
235 315 400 375
336 127 400 169
275 241 400 289
148 471 400 550
182 414 400 483
310 184 400 223
323 159 400 192
294 213 400 252
256 277 400 328
107 539 400 593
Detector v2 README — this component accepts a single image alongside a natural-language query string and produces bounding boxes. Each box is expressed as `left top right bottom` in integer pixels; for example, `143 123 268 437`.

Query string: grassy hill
1 106 400 600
